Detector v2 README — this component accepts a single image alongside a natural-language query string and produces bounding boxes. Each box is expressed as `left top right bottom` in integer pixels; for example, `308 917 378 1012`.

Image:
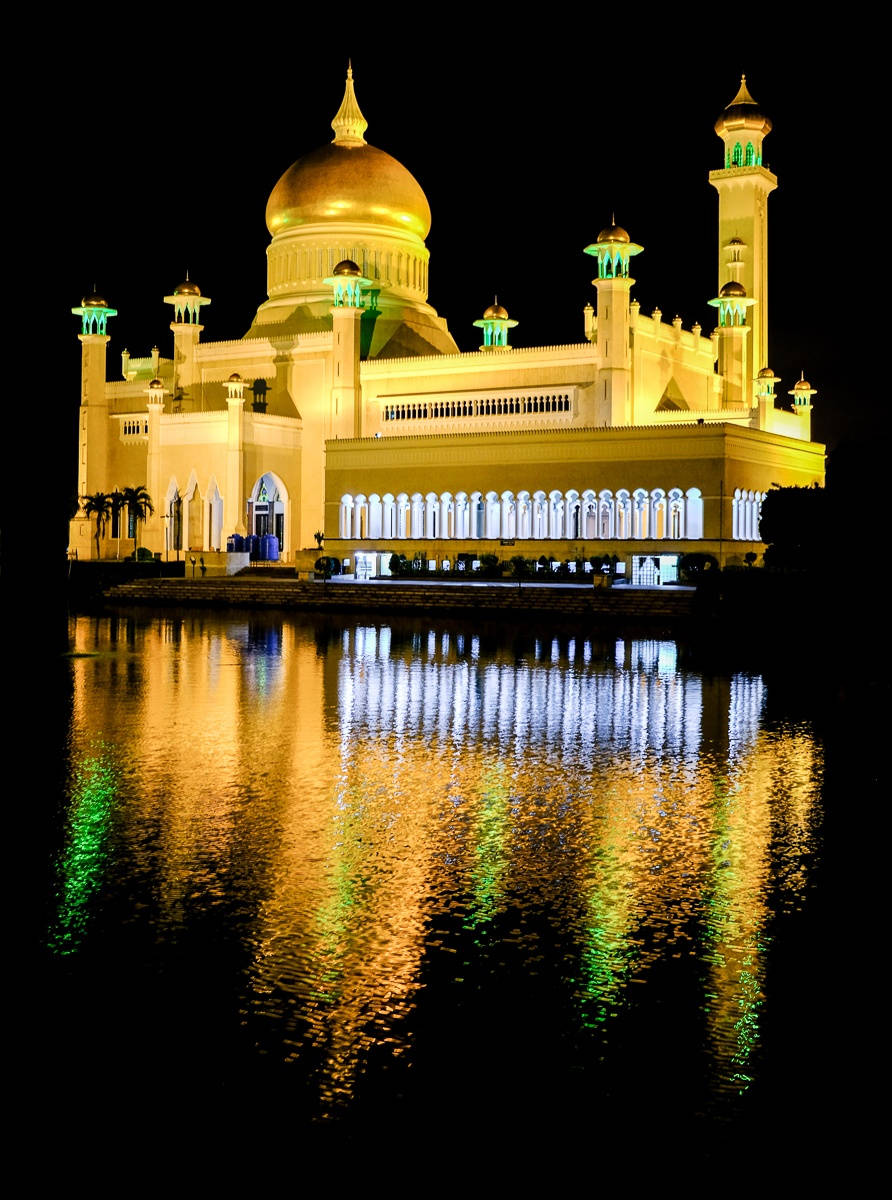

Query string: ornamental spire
331 64 368 146
727 74 758 108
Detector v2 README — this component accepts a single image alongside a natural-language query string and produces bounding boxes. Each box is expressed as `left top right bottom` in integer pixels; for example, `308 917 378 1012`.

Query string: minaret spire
331 64 368 146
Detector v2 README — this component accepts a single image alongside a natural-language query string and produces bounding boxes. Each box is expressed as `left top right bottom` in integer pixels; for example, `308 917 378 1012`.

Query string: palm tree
121 486 154 551
82 492 112 560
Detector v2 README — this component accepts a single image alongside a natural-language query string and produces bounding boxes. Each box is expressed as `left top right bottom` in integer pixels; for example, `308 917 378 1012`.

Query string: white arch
517 490 531 539
599 489 615 539
501 491 516 540
686 488 703 539
650 488 667 540
633 488 649 539
368 493 382 539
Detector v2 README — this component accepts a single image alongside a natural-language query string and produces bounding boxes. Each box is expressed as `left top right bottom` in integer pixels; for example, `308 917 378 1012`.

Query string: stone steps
101 576 696 628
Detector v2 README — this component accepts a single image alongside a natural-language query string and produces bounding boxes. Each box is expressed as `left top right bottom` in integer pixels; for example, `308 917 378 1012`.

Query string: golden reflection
63 614 823 1111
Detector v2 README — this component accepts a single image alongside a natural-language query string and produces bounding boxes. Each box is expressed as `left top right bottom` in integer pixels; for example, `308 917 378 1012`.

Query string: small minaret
789 372 816 439
754 366 781 429
225 373 248 536
323 258 372 438
710 77 776 381
708 281 755 410
473 299 517 350
583 221 643 425
72 290 117 501
163 275 211 403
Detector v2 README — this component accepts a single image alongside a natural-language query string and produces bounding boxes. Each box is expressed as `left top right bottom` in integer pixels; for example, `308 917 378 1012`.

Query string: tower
789 373 816 440
584 222 643 426
72 291 117 502
708 281 755 410
323 258 372 438
710 77 776 391
163 276 211 407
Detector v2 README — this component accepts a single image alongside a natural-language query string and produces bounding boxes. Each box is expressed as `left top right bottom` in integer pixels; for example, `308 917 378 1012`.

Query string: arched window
396 493 410 538
368 494 382 539
633 489 649 539
425 492 439 539
470 492 484 539
455 493 469 539
732 142 743 166
548 490 564 539
686 488 703 539
533 491 548 539
651 489 667 540
616 490 631 539
485 492 501 539
410 494 424 539
517 491 531 539
745 142 755 166
354 494 369 540
382 494 395 538
598 490 614 540
501 491 516 540
339 495 354 539
566 490 581 539
668 488 684 539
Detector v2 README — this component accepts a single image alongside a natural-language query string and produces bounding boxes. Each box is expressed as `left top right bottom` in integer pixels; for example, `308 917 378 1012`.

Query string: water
30 609 865 1174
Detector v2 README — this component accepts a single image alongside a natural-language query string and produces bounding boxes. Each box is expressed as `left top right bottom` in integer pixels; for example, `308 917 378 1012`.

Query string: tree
121 486 154 550
82 492 112 560
313 530 324 550
759 484 825 570
509 555 530 588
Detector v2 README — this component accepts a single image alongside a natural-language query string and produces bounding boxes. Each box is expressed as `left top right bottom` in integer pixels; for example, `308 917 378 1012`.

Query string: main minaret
709 77 776 387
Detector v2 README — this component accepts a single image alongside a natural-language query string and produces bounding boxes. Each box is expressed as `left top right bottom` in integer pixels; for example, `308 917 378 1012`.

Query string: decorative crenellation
382 392 573 425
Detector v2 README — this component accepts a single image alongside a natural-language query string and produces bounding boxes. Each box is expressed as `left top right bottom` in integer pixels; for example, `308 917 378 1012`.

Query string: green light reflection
48 745 118 955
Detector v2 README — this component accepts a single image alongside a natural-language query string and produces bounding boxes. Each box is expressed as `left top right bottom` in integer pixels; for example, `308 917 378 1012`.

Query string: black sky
32 15 867 539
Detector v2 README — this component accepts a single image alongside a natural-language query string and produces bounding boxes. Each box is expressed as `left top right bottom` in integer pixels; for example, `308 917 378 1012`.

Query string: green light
466 764 510 928
48 746 118 955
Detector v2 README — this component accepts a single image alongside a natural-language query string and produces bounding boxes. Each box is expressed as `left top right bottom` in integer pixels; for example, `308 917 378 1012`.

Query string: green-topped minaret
710 77 776 392
473 299 517 350
584 221 643 425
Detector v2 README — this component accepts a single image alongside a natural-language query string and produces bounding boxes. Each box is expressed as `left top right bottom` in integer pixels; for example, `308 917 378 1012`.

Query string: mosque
69 70 824 584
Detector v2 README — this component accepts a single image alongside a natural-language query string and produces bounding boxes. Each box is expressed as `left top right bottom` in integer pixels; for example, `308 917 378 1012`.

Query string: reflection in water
49 742 118 955
53 613 823 1127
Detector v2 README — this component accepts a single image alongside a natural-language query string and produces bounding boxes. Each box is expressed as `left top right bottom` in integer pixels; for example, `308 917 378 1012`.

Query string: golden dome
175 279 201 296
720 280 747 297
483 302 509 320
597 223 630 244
793 377 812 391
333 259 361 276
266 142 431 238
715 76 772 137
82 292 108 307
757 367 777 379
266 70 431 239
228 372 242 382
149 378 164 389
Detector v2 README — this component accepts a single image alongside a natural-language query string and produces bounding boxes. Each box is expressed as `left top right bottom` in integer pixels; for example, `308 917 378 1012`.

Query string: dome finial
332 64 368 146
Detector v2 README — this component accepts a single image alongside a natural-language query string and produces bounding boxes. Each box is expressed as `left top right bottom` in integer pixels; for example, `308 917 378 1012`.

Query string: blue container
261 534 279 562
246 535 260 560
226 534 238 553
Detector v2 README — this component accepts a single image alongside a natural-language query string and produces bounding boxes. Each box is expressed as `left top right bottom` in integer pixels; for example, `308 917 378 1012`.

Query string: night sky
33 17 864 555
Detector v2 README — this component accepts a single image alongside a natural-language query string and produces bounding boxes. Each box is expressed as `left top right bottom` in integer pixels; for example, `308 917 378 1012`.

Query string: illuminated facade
70 72 824 579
